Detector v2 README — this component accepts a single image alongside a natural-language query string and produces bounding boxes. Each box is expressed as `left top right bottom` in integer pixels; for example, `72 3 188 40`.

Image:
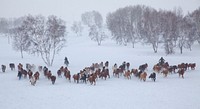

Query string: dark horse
80 73 87 83
149 72 156 82
1 65 6 72
9 63 15 71
50 75 56 84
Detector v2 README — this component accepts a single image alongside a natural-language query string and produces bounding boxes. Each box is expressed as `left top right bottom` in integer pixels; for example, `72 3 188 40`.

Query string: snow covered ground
0 35 200 109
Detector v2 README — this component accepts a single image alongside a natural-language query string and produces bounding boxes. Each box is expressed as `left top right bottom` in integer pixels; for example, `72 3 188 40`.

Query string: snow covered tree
89 25 107 45
190 7 200 44
159 10 178 54
140 7 162 53
71 21 83 36
107 5 146 47
82 11 106 45
0 18 9 34
13 15 66 66
12 25 30 58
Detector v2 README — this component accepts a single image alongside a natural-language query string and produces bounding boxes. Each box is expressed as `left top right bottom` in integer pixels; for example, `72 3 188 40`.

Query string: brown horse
46 71 52 80
178 69 184 79
188 63 196 70
162 69 168 77
64 69 71 82
28 70 33 79
124 70 131 79
73 73 80 83
140 72 147 82
21 69 28 78
34 71 40 80
131 69 138 76
88 74 96 85
153 65 161 73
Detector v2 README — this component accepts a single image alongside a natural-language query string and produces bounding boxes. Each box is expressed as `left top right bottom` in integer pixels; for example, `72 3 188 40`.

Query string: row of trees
0 5 200 66
106 5 200 54
6 15 66 66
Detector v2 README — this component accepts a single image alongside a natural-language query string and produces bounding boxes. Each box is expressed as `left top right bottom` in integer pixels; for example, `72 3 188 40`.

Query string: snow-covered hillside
0 35 200 109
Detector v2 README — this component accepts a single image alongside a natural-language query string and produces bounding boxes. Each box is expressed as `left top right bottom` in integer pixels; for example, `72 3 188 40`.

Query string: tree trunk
180 46 183 54
20 48 23 58
50 47 56 66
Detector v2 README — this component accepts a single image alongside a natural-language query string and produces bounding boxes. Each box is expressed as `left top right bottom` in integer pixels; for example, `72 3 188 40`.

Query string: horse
28 70 33 79
1 65 6 72
30 77 37 86
178 63 187 71
113 68 120 78
140 72 147 82
80 73 87 83
135 70 143 78
43 66 48 76
34 71 40 80
57 69 62 77
9 63 15 71
99 68 110 80
88 74 96 85
73 73 80 83
162 69 168 77
139 63 148 72
188 63 196 70
124 70 131 79
21 69 28 78
46 71 52 80
105 61 109 69
169 65 177 73
178 69 184 79
50 75 56 84
64 69 71 82
149 72 156 82
119 65 125 75
131 69 138 76
153 65 161 73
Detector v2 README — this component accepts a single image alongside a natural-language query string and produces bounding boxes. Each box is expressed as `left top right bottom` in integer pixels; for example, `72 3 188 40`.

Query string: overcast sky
0 0 200 23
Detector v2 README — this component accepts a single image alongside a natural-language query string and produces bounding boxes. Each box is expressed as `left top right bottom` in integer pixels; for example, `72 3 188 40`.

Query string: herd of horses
0 61 197 86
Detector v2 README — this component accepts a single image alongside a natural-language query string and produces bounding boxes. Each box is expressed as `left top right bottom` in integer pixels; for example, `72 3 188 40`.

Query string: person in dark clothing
17 71 22 80
64 57 69 67
159 57 165 66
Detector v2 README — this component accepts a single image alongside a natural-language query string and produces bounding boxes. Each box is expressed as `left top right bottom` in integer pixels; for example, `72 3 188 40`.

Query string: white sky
0 0 200 23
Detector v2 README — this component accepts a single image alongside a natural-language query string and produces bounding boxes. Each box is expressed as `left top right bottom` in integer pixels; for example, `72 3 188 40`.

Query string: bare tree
159 10 178 54
106 8 130 46
71 21 83 36
190 7 200 44
13 15 66 66
82 11 106 45
89 25 107 45
12 26 30 58
140 7 162 53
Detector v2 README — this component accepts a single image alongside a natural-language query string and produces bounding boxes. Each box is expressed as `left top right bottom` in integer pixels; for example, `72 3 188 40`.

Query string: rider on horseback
64 57 69 67
159 57 165 66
